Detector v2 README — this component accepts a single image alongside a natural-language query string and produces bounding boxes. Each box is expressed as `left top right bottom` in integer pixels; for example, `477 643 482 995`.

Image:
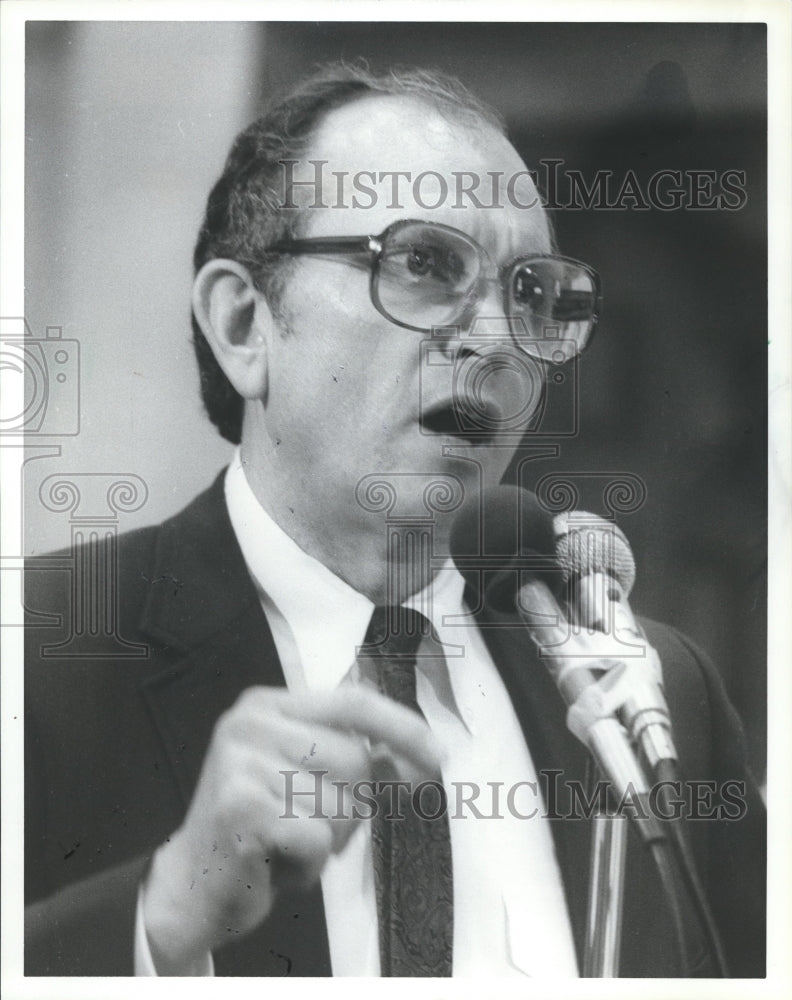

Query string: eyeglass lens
376 222 480 328
374 221 597 356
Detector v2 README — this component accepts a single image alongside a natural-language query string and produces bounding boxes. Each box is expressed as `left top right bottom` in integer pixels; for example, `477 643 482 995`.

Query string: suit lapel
136 474 331 975
138 473 284 804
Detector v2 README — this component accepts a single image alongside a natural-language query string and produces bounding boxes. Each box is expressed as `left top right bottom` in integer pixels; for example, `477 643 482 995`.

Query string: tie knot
360 606 433 708
362 605 431 658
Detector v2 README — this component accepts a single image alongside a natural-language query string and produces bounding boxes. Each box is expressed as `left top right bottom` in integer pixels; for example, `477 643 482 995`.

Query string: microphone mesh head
553 511 636 596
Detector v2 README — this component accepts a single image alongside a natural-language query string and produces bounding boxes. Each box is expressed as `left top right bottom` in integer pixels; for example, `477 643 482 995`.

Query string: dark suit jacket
24 474 766 977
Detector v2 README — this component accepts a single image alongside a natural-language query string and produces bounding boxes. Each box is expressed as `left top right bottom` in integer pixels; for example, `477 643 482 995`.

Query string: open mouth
419 402 498 444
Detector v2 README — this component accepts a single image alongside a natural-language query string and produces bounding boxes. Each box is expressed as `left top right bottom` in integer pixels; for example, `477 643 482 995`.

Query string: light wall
24 22 263 554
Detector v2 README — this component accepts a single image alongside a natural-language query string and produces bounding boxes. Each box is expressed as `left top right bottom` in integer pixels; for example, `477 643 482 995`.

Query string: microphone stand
571 713 662 977
562 569 676 977
517 577 673 977
583 773 628 976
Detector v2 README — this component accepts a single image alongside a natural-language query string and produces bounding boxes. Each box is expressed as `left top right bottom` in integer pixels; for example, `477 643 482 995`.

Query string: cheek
283 258 377 335
279 290 392 381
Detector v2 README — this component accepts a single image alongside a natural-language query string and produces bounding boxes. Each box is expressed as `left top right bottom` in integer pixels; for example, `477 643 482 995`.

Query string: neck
239 428 440 604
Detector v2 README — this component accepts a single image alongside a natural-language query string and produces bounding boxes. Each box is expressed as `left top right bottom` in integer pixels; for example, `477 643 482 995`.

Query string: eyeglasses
262 219 601 360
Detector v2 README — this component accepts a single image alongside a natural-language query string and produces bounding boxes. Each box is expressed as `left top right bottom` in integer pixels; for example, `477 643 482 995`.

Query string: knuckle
237 685 267 709
212 771 262 824
213 705 242 742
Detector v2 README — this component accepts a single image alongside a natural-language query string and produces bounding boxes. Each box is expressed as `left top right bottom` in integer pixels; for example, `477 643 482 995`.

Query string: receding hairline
301 88 510 164
282 90 526 231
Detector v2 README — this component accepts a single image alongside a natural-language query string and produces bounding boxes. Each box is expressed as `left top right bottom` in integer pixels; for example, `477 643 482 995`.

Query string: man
24 64 765 977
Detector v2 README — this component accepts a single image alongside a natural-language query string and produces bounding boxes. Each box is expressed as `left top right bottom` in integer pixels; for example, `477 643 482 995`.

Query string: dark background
25 21 767 777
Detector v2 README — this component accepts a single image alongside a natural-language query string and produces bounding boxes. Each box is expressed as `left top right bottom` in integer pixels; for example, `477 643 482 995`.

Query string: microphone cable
648 837 690 977
653 758 730 977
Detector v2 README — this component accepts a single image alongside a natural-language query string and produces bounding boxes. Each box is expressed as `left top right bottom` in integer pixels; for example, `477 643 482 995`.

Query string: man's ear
191 259 274 400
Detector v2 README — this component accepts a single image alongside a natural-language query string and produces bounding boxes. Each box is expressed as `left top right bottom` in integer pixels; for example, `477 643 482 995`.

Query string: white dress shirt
137 452 579 976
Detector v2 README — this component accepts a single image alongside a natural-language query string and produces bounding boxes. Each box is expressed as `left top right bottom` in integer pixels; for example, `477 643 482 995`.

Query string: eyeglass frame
259 218 602 355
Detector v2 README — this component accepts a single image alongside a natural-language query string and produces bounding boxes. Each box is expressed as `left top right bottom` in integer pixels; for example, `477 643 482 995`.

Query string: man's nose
427 277 514 361
452 276 514 355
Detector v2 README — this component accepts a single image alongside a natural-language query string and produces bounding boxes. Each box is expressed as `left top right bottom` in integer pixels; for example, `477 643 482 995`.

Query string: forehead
295 93 550 255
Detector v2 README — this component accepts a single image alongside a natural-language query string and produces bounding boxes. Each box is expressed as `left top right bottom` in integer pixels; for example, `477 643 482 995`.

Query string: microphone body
450 488 665 839
553 512 678 774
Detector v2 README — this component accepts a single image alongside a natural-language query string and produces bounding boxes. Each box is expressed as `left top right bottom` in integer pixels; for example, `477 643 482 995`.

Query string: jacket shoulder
24 473 228 630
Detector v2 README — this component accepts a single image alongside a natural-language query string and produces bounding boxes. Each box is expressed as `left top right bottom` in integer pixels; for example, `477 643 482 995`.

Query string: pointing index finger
277 687 443 782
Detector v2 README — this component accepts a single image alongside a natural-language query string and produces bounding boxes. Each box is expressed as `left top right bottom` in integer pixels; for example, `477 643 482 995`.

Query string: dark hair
191 62 507 444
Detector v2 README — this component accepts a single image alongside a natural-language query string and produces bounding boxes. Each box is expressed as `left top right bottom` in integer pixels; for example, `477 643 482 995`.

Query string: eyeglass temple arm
263 235 379 256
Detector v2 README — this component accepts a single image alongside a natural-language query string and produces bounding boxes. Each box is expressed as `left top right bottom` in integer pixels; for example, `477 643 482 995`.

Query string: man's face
246 95 553 583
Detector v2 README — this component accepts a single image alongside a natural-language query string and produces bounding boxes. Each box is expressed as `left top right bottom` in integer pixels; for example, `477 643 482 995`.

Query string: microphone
451 490 727 974
450 487 664 839
554 513 636 634
554 512 730 975
553 512 678 774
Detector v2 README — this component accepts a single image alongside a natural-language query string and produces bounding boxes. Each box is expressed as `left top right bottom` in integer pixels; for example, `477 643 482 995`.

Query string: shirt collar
225 451 373 691
225 449 470 728
224 451 471 724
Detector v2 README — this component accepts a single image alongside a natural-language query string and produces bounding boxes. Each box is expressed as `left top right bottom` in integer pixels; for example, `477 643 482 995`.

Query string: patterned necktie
359 605 454 977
